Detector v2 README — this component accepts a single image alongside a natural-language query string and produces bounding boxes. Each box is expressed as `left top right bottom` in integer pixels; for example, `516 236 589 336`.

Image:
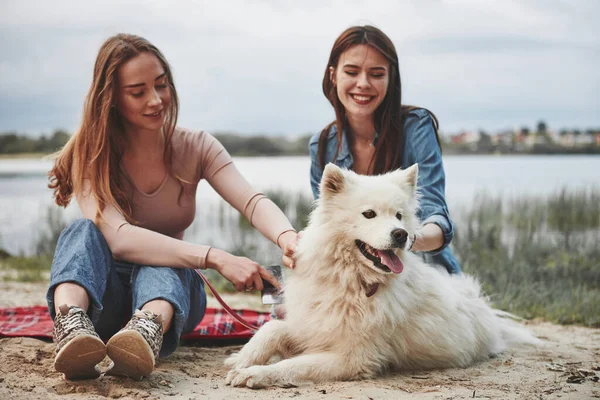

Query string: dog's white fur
225 164 540 388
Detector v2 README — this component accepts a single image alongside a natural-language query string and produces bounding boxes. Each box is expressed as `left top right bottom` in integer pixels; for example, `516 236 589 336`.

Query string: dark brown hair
48 33 180 224
319 25 440 174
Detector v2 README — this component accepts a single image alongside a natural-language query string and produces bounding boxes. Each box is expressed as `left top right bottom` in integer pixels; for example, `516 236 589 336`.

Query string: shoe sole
106 330 155 381
54 334 106 380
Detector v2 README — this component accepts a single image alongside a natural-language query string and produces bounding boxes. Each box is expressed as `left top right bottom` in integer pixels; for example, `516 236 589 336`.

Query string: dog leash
194 269 261 331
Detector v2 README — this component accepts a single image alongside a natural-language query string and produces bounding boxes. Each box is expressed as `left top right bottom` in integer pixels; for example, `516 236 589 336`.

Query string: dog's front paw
227 366 291 389
224 351 254 370
225 368 240 386
226 367 261 388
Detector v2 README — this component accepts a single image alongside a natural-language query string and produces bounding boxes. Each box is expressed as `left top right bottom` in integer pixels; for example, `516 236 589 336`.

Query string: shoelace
60 309 91 334
131 314 161 337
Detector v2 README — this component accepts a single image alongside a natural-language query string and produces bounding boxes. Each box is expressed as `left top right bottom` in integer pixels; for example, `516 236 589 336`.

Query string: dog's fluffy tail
495 310 543 347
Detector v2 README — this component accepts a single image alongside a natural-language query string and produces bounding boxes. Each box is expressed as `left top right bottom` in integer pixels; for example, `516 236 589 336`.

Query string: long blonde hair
48 33 179 224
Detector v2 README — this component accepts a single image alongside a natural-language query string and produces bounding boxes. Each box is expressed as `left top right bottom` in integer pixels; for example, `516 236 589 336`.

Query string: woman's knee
57 218 103 246
49 219 115 307
53 219 111 264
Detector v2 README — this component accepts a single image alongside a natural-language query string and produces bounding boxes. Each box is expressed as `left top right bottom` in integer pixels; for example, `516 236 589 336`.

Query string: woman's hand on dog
280 230 303 269
206 248 281 292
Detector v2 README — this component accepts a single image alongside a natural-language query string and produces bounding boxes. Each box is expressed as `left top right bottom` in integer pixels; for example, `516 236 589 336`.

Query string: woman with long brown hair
306 25 461 275
47 33 297 381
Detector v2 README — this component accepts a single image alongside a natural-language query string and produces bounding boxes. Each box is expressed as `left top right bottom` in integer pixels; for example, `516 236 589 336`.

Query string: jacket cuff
421 214 454 256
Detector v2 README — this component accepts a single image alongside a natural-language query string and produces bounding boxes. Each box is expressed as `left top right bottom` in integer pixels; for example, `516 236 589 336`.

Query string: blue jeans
46 219 207 357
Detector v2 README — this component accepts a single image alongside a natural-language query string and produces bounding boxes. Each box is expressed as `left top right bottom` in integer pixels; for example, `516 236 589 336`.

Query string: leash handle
194 269 261 331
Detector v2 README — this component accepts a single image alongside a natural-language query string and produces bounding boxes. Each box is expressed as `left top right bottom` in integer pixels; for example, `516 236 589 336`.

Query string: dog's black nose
391 229 408 248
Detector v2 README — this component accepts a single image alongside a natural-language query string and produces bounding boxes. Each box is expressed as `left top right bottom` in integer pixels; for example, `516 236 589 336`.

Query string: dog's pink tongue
377 250 404 273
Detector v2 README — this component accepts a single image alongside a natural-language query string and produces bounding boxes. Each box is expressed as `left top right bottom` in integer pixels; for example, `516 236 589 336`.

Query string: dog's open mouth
355 240 404 274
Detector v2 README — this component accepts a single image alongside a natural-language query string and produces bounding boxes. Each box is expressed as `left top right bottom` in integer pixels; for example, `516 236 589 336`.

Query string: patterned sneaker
53 304 106 380
106 309 163 381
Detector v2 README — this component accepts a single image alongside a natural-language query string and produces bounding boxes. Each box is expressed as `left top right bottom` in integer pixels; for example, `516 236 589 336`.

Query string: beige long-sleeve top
76 128 295 269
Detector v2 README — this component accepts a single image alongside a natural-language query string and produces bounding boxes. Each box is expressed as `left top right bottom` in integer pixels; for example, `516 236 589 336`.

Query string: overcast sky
1 0 598 136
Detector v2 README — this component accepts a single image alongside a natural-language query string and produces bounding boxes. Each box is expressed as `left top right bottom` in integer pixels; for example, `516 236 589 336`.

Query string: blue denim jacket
308 108 461 274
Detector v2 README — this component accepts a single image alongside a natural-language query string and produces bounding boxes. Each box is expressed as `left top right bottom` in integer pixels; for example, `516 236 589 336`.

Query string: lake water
1 155 599 256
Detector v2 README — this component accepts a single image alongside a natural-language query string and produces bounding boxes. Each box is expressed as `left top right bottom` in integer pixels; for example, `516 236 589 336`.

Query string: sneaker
53 304 106 380
106 309 163 381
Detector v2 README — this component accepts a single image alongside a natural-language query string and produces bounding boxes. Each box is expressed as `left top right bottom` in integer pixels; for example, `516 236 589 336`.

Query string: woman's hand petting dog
280 230 303 269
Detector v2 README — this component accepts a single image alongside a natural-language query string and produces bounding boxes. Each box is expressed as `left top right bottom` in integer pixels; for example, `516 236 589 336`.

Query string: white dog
225 163 539 388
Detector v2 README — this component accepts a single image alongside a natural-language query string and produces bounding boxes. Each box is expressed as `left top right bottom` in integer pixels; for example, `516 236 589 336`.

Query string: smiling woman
117 53 172 136
44 33 299 381
330 44 390 128
307 25 461 276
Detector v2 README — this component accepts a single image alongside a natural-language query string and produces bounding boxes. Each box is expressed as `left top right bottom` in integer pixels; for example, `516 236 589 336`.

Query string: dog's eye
362 210 377 219
396 212 402 221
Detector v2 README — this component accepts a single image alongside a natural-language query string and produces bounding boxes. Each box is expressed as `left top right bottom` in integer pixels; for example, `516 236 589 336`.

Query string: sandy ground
1 280 599 400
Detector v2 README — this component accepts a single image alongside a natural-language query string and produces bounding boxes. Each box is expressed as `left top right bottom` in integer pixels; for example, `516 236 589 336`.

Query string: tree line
1 129 598 157
0 130 313 157
0 130 71 155
212 132 311 156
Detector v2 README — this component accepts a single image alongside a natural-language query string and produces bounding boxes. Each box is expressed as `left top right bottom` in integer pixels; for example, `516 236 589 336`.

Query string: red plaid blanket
0 306 270 341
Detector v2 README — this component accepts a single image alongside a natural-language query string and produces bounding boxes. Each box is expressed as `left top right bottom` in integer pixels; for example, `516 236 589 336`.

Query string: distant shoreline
1 152 599 161
0 153 48 160
2 130 599 157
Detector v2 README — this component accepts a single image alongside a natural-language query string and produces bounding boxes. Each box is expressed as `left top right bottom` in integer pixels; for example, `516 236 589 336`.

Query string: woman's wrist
277 230 297 250
407 232 417 251
409 223 444 253
205 248 225 271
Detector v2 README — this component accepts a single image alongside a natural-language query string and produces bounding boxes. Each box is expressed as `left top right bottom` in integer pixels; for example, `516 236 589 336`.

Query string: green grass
0 255 52 282
453 187 600 327
0 206 64 283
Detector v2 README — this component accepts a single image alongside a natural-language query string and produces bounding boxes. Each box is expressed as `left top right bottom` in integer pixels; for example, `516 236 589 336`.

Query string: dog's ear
321 163 345 198
404 164 419 191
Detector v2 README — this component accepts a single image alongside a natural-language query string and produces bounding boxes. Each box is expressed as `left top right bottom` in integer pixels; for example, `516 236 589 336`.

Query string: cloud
0 0 598 135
